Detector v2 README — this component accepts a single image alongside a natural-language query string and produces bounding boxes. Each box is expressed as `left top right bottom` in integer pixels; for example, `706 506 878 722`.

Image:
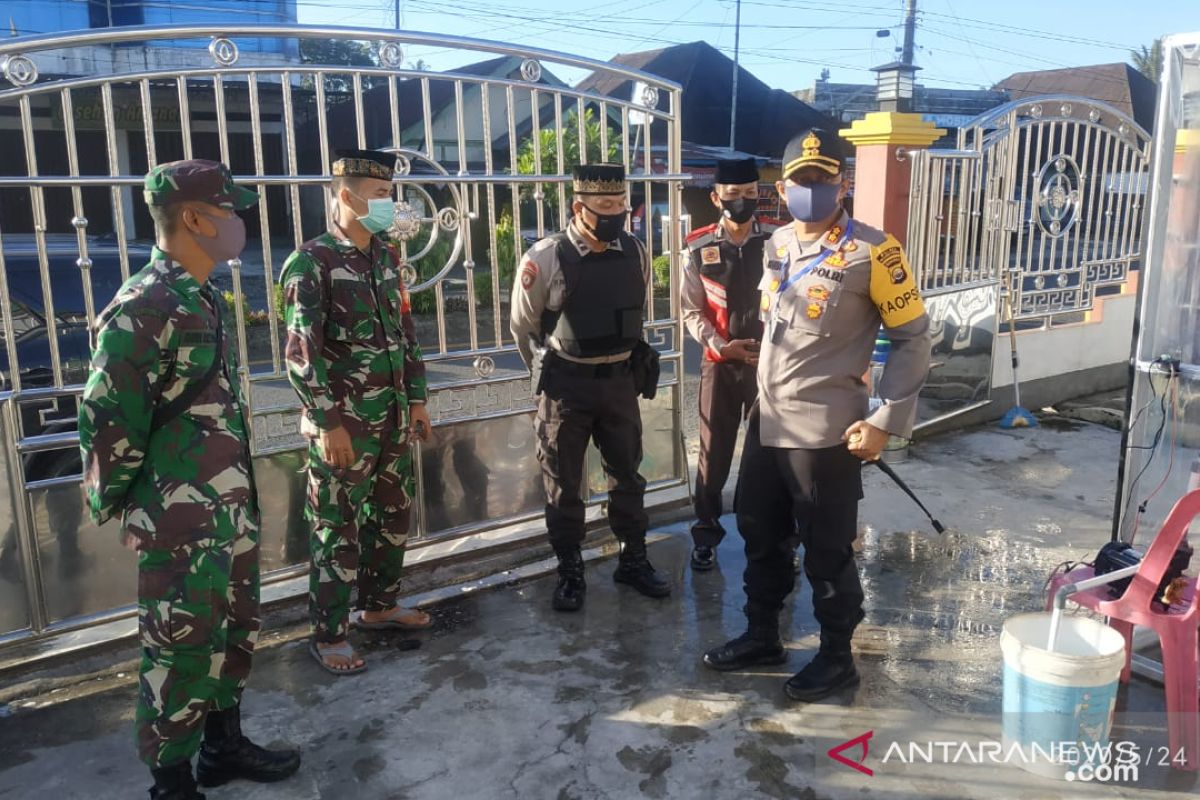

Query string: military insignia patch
806 302 825 320
760 293 771 312
807 285 831 302
520 259 538 290
701 246 721 265
844 241 859 253
776 246 788 258
826 253 847 268
825 225 843 245
769 278 781 292
890 265 907 285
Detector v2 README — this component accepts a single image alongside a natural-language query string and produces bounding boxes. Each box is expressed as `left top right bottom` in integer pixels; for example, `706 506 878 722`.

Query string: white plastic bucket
1000 612 1127 781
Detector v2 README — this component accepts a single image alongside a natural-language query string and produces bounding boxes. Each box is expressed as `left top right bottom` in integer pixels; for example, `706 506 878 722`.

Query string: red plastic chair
1044 489 1200 771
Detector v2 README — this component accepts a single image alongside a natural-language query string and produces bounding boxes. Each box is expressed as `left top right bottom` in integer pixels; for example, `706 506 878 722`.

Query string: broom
999 271 1037 429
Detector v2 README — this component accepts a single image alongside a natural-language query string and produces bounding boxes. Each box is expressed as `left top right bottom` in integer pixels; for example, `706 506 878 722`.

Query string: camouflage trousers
135 523 261 768
307 411 414 643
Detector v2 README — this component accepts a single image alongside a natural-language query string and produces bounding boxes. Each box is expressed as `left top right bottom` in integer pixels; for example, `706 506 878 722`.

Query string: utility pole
729 0 741 152
901 0 916 66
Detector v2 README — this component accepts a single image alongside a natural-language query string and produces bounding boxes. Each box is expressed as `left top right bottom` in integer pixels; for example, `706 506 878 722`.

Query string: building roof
796 80 1006 124
575 40 834 159
994 63 1156 131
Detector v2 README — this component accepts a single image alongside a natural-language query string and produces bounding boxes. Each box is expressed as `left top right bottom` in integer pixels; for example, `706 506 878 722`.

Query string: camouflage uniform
280 224 427 644
78 162 261 768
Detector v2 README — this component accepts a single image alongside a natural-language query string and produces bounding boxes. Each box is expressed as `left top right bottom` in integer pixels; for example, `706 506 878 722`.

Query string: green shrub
652 254 672 291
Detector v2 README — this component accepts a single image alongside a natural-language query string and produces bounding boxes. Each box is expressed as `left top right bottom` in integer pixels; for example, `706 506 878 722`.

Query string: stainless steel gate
906 96 1152 426
0 25 687 650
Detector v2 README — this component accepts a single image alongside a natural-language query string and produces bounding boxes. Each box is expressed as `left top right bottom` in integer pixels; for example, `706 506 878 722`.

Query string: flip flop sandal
351 607 433 631
308 639 367 676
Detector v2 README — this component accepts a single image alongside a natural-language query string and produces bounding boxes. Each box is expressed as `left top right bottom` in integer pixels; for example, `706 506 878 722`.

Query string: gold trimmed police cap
332 148 397 181
782 128 847 179
572 163 626 195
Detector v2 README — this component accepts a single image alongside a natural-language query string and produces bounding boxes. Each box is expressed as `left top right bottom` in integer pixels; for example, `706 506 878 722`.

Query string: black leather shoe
784 650 859 702
690 545 716 571
196 706 301 787
613 542 671 598
702 631 787 671
149 762 205 800
552 549 587 612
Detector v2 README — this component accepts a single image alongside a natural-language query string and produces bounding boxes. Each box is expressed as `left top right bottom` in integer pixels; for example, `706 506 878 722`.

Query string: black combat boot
784 630 859 702
552 549 587 612
196 704 301 787
690 545 716 571
702 605 787 671
148 761 204 800
612 539 671 598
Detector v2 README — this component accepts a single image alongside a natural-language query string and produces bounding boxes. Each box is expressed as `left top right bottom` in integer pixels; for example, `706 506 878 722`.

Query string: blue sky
296 0 1197 90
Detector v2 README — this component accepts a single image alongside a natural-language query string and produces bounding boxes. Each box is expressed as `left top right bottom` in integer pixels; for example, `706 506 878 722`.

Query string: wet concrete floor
0 422 1197 799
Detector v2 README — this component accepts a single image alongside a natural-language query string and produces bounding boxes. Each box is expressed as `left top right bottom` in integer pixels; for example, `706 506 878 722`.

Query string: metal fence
0 25 688 648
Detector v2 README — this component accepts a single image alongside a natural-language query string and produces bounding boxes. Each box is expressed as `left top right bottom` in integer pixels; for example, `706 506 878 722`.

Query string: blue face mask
785 182 841 223
350 191 394 234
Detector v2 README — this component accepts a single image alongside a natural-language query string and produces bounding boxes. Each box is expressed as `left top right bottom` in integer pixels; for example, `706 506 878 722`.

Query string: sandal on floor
351 607 433 631
308 639 367 676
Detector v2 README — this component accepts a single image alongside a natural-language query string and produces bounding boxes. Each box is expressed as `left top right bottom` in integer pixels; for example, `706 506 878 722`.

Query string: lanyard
778 220 854 295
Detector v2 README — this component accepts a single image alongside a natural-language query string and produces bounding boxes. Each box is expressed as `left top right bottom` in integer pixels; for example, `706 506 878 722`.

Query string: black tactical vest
540 231 646 358
692 230 767 341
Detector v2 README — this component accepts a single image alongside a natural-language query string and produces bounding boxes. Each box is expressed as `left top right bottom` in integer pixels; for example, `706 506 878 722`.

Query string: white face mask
348 190 394 234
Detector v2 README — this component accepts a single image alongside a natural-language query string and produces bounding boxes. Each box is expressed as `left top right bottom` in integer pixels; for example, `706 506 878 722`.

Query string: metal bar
531 87 545 239
599 99 609 161
2 397 46 633
176 75 193 159
248 73 281 377
388 75 401 152
620 104 631 176
353 72 366 150
505 84 521 349
0 224 20 395
314 72 333 225
643 110 655 319
0 173 695 188
139 78 157 167
940 155 957 286
280 71 304 251
19 95 63 388
1076 120 1101 286
576 95 586 165
454 79 478 353
1066 121 1088 287
421 76 434 160
60 87 98 332
1090 129 1116 277
0 25 685 94
555 92 567 231
213 74 231 166
480 80 502 348
100 83 130 281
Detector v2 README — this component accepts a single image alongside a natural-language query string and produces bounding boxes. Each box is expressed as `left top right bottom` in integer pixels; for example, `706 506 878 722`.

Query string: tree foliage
1130 39 1163 83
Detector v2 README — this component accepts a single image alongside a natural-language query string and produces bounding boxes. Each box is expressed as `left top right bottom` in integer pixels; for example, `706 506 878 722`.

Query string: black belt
549 354 632 378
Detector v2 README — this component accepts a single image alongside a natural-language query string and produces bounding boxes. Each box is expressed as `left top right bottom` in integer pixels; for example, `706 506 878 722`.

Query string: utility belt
531 342 658 399
549 352 632 378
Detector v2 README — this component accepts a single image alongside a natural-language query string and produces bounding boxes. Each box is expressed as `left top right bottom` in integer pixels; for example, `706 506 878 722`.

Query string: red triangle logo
827 730 874 776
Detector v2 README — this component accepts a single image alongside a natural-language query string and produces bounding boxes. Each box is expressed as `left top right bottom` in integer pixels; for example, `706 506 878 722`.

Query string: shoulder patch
869 234 925 328
700 246 721 265
686 222 718 246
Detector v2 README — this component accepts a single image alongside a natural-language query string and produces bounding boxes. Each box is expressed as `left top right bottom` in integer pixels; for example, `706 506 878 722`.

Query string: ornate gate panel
0 25 687 649
907 96 1151 428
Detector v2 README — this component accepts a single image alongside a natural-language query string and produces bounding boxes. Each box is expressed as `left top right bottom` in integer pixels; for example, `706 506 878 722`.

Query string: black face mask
581 205 627 243
720 197 757 225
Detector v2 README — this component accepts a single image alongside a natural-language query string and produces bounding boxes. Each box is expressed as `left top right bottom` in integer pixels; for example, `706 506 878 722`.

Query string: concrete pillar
839 112 945 246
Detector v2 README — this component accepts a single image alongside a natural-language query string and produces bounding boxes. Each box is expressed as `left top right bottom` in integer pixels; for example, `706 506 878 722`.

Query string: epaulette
685 222 718 248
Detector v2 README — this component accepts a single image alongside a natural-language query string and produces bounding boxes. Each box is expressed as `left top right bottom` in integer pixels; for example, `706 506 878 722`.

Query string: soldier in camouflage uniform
280 148 432 675
79 160 301 800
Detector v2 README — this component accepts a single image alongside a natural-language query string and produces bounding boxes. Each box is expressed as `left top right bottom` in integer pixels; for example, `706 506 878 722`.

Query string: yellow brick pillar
840 112 945 247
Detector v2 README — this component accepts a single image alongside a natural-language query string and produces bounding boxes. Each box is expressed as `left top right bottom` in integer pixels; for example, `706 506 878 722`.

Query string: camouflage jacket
78 249 256 544
280 226 427 431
